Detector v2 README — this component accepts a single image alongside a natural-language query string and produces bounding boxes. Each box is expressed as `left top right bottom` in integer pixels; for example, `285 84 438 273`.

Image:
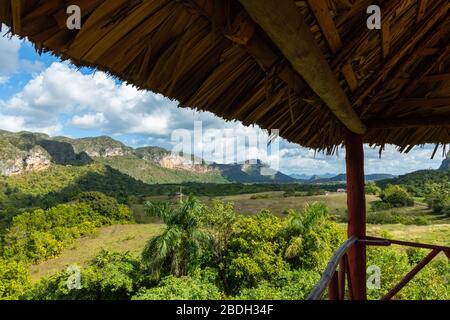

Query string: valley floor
30 223 164 282
30 221 450 282
29 191 450 283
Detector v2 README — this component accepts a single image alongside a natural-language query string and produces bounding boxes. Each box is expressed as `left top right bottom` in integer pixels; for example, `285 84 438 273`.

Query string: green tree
0 258 30 299
141 196 211 280
222 211 289 294
132 269 222 300
283 203 345 271
380 185 414 207
425 183 449 214
365 182 381 195
23 250 142 300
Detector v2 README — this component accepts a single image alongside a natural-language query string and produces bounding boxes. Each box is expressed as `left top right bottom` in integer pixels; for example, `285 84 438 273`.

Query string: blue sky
0 26 445 176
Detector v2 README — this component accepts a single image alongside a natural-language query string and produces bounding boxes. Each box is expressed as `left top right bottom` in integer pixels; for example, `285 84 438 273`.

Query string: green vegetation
0 132 448 301
0 258 30 299
0 163 152 211
30 224 164 281
142 196 210 280
97 155 227 184
377 169 450 198
5 198 447 301
424 183 449 215
367 247 450 300
365 182 381 195
1 192 133 264
379 185 415 208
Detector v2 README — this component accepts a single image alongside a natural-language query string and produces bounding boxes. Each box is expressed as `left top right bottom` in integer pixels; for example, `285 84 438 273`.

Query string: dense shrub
283 190 296 198
250 194 270 199
380 185 414 207
73 192 133 221
283 203 345 271
6 196 448 301
365 182 381 195
305 189 327 196
222 211 289 294
0 258 30 299
23 251 141 300
1 198 133 263
133 270 222 300
425 184 449 214
367 247 450 300
235 269 319 300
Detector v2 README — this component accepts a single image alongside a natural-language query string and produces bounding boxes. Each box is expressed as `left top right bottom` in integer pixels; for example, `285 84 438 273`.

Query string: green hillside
96 155 227 184
0 163 153 211
377 169 450 197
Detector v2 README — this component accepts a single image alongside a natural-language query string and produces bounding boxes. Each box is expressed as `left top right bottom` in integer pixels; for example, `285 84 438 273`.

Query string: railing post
328 271 339 300
345 132 367 300
338 255 347 299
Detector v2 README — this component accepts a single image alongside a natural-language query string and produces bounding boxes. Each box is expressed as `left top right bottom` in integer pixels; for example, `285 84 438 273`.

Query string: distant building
337 188 346 193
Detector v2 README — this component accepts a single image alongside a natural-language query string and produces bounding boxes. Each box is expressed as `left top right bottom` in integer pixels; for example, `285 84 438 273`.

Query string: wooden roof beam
307 0 342 53
417 0 428 23
306 0 359 92
239 0 366 134
420 73 450 83
189 0 307 96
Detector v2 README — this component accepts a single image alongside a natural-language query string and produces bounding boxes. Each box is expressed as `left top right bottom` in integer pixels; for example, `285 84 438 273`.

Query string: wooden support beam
345 133 367 300
420 73 450 83
417 0 428 23
342 63 358 92
190 0 306 96
367 116 450 129
306 0 359 92
11 0 21 34
417 47 440 56
395 98 450 108
307 0 342 53
239 0 366 135
381 20 391 59
328 271 339 300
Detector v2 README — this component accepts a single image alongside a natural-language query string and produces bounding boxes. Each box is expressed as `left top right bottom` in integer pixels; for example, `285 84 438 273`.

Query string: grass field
366 224 450 246
211 192 377 216
30 223 164 282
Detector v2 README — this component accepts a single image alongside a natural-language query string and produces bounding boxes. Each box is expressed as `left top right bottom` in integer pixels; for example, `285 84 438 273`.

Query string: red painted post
345 132 367 300
328 271 339 300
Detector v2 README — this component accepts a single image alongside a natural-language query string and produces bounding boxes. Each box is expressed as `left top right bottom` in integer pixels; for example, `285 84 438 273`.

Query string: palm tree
284 202 341 271
141 196 211 280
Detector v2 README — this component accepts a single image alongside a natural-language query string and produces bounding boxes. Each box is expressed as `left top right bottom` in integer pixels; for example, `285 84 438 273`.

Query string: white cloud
0 113 62 135
0 114 25 131
71 113 107 128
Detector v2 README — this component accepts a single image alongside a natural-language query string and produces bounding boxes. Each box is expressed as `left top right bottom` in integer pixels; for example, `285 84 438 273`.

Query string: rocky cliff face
158 154 213 173
0 146 51 176
84 147 125 158
439 153 450 171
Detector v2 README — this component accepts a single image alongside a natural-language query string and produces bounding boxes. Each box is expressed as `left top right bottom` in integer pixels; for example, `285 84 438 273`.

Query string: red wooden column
345 132 367 300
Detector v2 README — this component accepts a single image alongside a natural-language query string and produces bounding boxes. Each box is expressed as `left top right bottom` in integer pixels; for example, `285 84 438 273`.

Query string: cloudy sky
0 27 445 177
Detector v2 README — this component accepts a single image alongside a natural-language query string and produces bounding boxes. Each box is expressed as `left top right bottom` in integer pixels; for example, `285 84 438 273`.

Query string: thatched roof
1 0 448 153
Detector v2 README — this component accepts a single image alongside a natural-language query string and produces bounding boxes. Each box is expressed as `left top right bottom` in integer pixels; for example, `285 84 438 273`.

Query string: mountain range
0 130 296 184
0 130 446 184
